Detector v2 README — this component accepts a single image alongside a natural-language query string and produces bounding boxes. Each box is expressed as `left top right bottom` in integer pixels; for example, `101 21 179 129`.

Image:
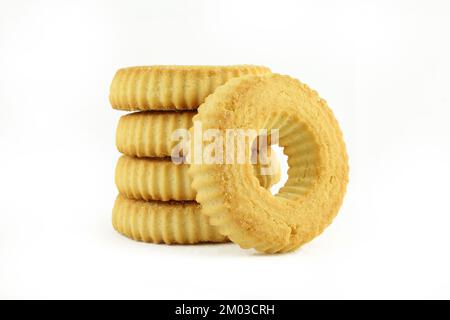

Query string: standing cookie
189 74 349 253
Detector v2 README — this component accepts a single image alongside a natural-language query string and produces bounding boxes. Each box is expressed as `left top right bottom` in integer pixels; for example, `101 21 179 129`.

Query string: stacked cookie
109 66 278 245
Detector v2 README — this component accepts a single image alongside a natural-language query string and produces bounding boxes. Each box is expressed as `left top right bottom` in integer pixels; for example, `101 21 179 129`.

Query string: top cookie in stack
109 65 271 111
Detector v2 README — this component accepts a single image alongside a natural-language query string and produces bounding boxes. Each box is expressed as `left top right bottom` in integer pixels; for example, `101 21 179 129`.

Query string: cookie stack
109 66 278 245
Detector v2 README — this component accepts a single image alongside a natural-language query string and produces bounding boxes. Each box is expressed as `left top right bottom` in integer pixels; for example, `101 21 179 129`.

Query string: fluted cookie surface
116 111 195 158
115 156 195 201
189 74 349 254
115 155 281 201
109 65 271 111
112 195 228 244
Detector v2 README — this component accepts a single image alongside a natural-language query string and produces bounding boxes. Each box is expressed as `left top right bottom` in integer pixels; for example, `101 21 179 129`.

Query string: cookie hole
250 135 288 194
249 125 319 198
269 144 289 195
275 121 321 200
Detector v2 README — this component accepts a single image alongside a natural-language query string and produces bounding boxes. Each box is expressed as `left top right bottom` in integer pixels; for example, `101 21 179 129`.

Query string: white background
1 0 449 299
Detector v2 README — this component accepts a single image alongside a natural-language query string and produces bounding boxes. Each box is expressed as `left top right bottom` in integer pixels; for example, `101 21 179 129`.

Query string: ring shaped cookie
110 65 271 111
113 195 228 244
116 111 196 158
115 154 281 201
189 74 349 253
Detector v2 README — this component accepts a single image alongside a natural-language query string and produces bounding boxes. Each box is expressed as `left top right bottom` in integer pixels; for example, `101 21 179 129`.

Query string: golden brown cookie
188 74 349 254
112 195 227 244
109 65 271 111
115 156 195 201
116 111 195 158
115 154 280 201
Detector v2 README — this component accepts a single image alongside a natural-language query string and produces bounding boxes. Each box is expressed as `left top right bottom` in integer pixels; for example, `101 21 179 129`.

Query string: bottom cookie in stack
112 195 227 244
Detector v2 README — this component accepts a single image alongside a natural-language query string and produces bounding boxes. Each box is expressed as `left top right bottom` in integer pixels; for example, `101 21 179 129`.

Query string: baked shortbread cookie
189 74 349 254
115 155 281 201
109 65 271 111
116 110 285 162
116 111 195 158
112 195 227 244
